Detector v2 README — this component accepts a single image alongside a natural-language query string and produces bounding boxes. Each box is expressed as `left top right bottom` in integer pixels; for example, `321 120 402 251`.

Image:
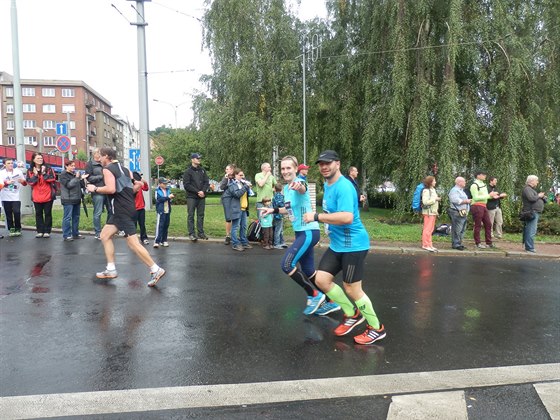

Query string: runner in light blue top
322 175 370 252
261 155 340 316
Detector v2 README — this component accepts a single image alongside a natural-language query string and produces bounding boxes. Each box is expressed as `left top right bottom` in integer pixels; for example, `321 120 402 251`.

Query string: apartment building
0 72 126 162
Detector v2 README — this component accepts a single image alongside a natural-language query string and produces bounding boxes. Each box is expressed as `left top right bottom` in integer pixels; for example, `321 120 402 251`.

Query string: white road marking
534 381 560 420
1 363 558 419
387 390 467 420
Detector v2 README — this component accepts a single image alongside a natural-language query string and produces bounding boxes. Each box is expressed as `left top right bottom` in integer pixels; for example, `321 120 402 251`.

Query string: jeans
448 209 468 248
273 217 285 246
34 200 53 234
522 212 540 251
91 193 105 236
231 211 249 247
186 197 206 236
2 200 21 231
62 203 81 238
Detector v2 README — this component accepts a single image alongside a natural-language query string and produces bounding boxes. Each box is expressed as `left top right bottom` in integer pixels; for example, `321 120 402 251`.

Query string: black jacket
183 165 210 199
59 170 84 205
85 160 104 188
522 185 545 213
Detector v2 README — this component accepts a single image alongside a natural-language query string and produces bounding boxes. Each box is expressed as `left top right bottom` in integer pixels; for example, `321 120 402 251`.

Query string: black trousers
186 197 206 236
134 208 148 240
34 200 54 234
2 201 22 231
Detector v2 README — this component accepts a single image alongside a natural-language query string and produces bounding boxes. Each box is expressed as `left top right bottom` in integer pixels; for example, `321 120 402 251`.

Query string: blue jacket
155 186 173 214
221 180 248 220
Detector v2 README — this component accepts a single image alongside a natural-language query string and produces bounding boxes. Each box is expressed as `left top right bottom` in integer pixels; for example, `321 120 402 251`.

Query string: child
154 178 174 248
260 196 274 249
272 183 287 248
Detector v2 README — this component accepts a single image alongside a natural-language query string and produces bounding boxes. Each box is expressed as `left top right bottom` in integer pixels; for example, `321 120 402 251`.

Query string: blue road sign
129 148 140 172
56 123 68 136
56 136 71 153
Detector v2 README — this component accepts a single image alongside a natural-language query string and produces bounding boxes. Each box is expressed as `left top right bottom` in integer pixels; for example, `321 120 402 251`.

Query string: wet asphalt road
0 233 558 418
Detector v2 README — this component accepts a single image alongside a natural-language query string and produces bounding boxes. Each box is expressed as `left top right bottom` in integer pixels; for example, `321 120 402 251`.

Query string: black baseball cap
190 153 202 159
315 150 340 164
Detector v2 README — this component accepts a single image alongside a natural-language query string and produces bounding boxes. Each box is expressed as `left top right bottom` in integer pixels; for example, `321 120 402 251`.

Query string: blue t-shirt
322 176 370 252
283 184 319 232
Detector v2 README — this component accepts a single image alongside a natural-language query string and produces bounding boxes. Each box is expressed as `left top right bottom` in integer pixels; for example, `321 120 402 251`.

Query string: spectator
487 177 507 239
85 147 165 286
222 168 252 251
272 182 287 249
85 149 107 240
260 197 274 249
420 175 441 252
470 170 499 249
345 166 366 206
153 177 174 248
521 175 546 254
132 171 150 245
0 158 27 237
59 160 88 241
219 164 236 245
447 177 471 250
183 152 210 241
297 163 309 182
254 162 277 222
26 153 57 238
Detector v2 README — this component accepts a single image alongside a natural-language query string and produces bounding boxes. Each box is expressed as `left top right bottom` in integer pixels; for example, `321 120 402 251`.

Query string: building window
62 104 75 113
62 88 75 97
69 121 76 130
24 136 37 145
44 136 55 147
23 120 36 129
22 87 36 96
43 120 56 129
6 104 14 114
23 104 36 113
6 87 14 97
43 104 56 113
8 136 16 145
7 120 15 130
42 88 55 97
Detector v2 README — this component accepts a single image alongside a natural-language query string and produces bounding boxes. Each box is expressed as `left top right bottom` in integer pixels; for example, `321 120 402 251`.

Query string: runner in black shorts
303 150 385 345
86 147 166 287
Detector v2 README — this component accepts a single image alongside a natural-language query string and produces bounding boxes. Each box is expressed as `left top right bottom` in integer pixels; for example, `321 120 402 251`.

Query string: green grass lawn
17 195 558 244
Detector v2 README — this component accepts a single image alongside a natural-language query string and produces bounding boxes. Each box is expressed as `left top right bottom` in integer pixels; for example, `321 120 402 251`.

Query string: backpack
247 220 263 242
464 182 480 200
411 183 425 213
433 223 451 236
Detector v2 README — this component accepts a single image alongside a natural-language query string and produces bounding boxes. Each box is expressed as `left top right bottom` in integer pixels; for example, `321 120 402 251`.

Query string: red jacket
26 166 56 203
134 181 149 210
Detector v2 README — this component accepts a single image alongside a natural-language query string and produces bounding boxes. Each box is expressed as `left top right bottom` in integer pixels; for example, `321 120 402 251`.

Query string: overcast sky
0 0 326 130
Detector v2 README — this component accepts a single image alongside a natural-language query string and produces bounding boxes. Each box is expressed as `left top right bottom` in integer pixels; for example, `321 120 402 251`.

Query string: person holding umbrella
59 160 89 241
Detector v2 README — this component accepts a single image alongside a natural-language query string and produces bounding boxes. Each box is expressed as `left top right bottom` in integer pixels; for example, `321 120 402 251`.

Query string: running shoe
96 269 118 279
43 233 50 238
224 236 231 245
333 310 365 336
315 301 341 316
35 233 44 238
153 243 159 248
303 292 326 315
143 239 149 245
242 244 253 249
198 233 209 240
354 324 386 345
162 242 169 247
232 244 245 252
189 234 198 242
148 267 166 287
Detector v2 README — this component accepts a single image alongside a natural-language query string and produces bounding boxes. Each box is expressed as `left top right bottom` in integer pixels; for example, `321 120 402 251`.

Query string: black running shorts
317 248 369 284
107 214 137 237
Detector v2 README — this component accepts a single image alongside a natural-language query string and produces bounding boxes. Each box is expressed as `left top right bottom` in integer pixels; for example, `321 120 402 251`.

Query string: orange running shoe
333 309 365 336
354 324 386 345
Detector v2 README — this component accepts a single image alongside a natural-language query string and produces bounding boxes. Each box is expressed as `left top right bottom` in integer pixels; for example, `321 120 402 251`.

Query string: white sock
107 263 116 271
150 264 159 273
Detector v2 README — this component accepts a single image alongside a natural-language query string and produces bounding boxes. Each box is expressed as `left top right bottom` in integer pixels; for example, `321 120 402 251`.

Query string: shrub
367 191 397 209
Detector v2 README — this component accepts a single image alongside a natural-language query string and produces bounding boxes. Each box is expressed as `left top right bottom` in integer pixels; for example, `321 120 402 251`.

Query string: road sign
155 156 164 166
129 149 140 172
56 123 67 136
56 136 71 153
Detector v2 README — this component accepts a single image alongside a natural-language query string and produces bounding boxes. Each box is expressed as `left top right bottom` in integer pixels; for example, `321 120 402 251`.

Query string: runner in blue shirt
303 150 386 345
261 156 340 316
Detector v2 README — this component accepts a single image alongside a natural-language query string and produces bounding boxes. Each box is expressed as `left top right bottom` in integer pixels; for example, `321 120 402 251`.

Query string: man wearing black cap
303 150 386 345
183 153 210 241
470 170 500 248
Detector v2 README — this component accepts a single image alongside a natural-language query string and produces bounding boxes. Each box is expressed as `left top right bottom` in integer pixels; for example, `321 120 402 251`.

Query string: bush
367 191 397 209
505 203 560 236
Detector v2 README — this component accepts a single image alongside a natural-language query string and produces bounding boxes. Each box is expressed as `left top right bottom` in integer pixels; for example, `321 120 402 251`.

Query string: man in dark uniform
86 147 165 287
183 152 210 241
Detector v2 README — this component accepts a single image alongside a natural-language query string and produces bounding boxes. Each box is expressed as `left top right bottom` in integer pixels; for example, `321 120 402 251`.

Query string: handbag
518 209 535 222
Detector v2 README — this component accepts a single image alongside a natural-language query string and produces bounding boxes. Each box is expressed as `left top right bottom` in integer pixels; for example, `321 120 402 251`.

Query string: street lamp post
152 99 189 129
